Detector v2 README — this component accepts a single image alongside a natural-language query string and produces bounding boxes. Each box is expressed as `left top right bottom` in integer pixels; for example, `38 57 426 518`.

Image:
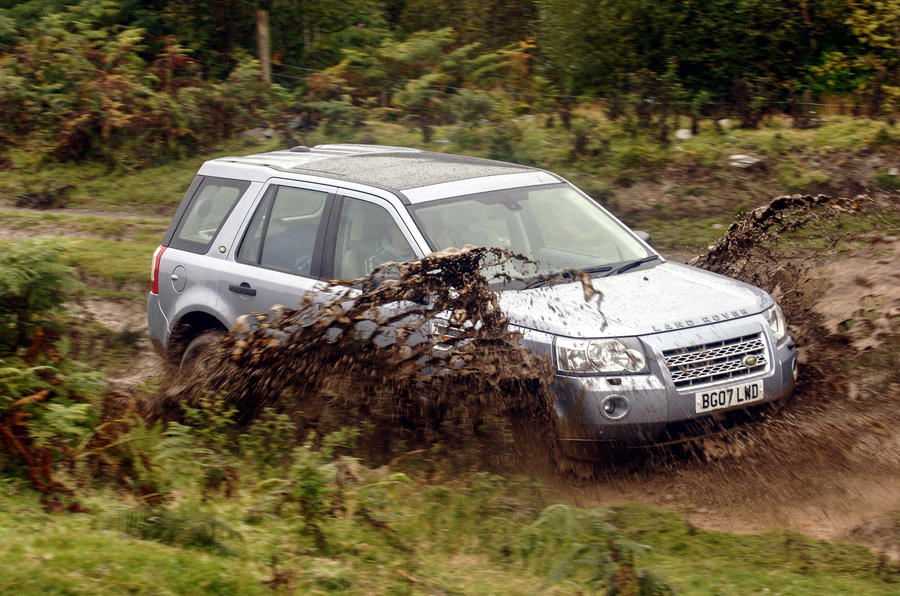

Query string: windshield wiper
605 255 660 276
521 264 613 290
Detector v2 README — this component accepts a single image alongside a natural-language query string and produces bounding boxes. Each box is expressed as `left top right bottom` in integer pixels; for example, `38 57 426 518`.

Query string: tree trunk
256 10 271 85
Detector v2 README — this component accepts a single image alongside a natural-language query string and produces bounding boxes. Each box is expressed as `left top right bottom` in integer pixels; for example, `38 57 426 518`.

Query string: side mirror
634 230 652 246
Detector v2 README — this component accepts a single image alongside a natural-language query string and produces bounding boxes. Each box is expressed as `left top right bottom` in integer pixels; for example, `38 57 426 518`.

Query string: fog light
600 395 630 421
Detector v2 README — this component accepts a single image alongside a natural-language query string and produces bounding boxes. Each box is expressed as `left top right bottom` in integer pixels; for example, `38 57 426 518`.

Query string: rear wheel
179 329 226 374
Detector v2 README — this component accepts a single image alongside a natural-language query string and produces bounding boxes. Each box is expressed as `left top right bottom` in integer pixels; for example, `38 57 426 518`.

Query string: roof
213 144 537 193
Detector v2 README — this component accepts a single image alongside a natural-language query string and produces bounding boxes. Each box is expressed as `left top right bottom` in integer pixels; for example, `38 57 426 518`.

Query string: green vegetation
2 1 899 166
0 136 283 212
0 470 896 595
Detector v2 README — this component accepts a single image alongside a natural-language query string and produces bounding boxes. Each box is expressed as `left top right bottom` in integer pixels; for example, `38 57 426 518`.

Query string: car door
215 179 337 324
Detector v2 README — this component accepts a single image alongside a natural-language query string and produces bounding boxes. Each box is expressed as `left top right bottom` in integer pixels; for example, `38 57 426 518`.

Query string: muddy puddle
156 193 899 554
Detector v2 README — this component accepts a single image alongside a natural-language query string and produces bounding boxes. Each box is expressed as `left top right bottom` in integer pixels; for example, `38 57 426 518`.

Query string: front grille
663 332 768 389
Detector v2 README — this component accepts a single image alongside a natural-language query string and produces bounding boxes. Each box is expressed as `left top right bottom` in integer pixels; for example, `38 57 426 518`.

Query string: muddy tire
179 330 225 374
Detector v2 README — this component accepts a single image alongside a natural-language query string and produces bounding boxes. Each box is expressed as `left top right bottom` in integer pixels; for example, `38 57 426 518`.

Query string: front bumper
551 317 797 447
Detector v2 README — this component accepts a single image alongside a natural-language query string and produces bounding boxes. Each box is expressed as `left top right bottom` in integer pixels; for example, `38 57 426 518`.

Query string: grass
1 136 283 214
0 473 895 595
0 209 165 298
874 168 900 191
0 490 268 595
776 164 832 193
0 208 168 242
778 210 900 253
636 216 734 254
614 505 897 595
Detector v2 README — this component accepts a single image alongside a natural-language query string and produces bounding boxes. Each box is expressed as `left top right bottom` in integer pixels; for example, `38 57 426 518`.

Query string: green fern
0 238 83 352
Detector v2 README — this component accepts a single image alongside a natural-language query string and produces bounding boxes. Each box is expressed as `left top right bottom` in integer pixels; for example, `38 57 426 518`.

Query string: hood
498 261 772 338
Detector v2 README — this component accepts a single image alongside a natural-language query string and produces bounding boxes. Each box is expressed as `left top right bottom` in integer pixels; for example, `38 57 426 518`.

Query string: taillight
151 245 167 294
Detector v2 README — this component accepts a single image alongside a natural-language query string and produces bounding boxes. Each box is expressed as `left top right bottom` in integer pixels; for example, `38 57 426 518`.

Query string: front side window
333 197 416 280
237 185 328 276
170 177 250 253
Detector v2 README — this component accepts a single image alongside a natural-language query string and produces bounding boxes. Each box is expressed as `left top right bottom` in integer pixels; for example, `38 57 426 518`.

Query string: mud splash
614 193 900 555
666 194 899 470
156 248 566 465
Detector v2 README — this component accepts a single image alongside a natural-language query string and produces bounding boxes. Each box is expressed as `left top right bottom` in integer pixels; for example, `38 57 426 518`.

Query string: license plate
695 380 764 413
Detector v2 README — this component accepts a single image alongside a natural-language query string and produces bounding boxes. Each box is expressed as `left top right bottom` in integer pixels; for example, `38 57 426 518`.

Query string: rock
232 314 259 334
435 139 452 144
888 167 899 176
810 160 821 168
728 154 765 170
241 127 276 142
717 118 732 129
674 128 693 140
726 135 739 142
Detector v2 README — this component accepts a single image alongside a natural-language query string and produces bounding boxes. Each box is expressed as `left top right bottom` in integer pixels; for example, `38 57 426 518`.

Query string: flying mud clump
687 193 899 474
156 247 565 463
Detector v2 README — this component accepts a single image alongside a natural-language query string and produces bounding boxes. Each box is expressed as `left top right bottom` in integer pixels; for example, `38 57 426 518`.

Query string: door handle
228 283 257 297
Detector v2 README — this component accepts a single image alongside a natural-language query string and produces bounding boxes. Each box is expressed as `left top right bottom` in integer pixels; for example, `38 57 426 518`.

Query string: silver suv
148 144 797 446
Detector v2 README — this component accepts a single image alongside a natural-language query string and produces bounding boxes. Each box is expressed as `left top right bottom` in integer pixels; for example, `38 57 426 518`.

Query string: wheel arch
168 310 229 364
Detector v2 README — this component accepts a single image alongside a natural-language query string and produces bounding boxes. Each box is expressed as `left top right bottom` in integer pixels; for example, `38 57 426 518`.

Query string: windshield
409 183 654 283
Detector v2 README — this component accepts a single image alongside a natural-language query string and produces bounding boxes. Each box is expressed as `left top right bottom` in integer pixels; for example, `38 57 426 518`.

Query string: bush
0 24 290 164
0 238 104 495
0 238 82 352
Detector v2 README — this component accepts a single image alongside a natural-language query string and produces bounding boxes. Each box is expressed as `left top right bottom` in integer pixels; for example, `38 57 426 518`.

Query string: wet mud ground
141 193 898 557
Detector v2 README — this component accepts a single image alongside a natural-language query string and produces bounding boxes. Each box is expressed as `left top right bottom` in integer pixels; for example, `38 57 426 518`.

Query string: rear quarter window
168 177 251 254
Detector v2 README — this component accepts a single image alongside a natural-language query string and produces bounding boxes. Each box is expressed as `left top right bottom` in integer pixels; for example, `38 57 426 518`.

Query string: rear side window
169 177 250 254
237 185 329 276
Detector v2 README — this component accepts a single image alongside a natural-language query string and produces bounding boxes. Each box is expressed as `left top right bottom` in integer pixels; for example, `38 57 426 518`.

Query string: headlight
555 337 648 374
763 303 787 342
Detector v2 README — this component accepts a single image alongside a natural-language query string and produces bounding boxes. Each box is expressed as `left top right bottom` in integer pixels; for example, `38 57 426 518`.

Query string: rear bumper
146 292 170 357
